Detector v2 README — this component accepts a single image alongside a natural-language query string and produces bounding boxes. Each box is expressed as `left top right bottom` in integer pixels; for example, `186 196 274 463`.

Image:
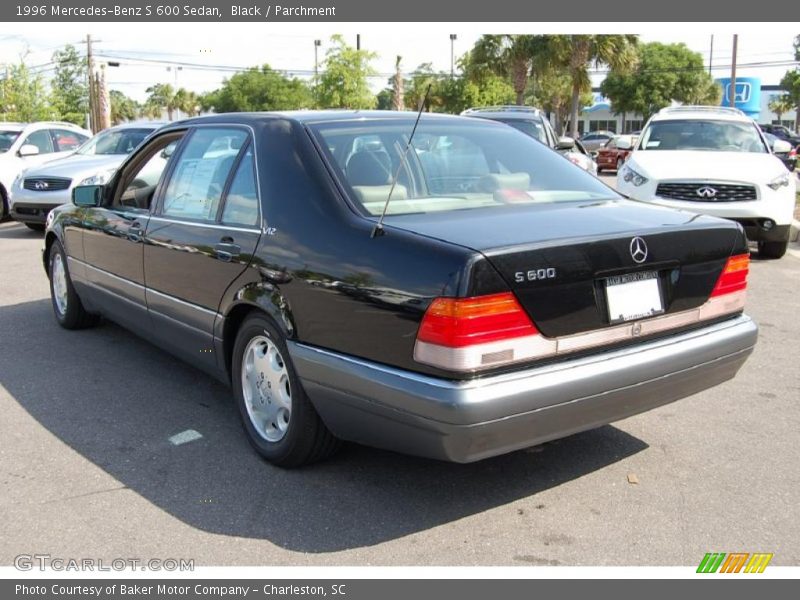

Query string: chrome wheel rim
241 335 292 443
52 253 68 316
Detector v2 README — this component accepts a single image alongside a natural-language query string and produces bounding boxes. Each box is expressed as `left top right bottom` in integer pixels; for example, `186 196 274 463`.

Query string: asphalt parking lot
1 217 799 567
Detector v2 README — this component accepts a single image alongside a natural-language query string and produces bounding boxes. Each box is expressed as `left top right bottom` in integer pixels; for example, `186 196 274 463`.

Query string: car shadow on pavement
0 222 43 239
0 298 649 554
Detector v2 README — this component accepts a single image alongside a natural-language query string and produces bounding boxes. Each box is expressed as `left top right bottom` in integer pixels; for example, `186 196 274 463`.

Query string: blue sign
717 77 761 118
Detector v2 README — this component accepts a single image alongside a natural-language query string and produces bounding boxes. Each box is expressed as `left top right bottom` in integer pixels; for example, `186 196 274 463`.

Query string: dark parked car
764 132 796 171
759 123 800 148
579 130 616 154
596 134 636 173
44 111 758 467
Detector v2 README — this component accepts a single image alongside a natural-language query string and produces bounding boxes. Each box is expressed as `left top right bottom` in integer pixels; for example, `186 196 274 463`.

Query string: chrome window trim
147 215 260 234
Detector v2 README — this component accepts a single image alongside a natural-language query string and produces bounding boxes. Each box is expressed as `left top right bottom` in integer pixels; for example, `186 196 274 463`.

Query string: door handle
214 242 241 262
127 222 143 243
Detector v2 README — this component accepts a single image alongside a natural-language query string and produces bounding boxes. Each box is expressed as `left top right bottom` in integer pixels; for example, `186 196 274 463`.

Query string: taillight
710 254 749 297
414 292 555 371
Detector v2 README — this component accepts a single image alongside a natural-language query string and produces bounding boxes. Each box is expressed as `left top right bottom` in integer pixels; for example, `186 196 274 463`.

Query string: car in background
45 111 757 467
9 122 162 230
579 130 616 154
595 135 636 173
759 123 800 148
617 106 795 259
0 121 91 220
764 132 796 171
461 106 597 174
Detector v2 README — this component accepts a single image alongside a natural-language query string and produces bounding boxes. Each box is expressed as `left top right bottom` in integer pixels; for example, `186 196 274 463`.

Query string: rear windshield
0 130 21 153
639 119 768 153
309 119 617 217
77 127 155 156
493 118 547 144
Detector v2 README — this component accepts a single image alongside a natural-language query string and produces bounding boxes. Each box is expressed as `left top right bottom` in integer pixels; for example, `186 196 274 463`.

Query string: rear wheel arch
221 301 292 380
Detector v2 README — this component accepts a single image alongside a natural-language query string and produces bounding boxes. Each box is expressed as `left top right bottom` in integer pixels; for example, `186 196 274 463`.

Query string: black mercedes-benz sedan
43 111 758 467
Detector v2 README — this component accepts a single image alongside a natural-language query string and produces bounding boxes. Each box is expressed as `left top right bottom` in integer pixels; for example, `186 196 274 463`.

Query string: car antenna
371 83 432 239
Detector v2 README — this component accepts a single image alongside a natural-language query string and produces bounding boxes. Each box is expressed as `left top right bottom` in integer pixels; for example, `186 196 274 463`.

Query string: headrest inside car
346 150 392 186
477 172 531 193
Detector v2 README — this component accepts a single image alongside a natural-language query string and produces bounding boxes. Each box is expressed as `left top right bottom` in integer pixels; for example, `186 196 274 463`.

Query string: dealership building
577 78 796 134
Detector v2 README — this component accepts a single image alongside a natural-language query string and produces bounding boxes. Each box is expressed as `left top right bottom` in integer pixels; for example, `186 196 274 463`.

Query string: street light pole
730 34 738 110
314 39 321 81
449 34 457 77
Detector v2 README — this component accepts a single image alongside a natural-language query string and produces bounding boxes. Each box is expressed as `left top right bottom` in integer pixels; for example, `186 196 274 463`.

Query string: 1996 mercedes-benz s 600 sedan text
44 111 758 467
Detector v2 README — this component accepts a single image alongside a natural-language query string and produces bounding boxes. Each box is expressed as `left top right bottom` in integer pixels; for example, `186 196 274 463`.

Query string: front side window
116 137 181 211
23 129 54 154
639 119 768 153
161 127 248 222
311 119 616 217
78 128 154 156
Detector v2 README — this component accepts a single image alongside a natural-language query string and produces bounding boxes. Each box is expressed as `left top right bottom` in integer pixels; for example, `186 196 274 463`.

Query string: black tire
231 314 340 467
25 223 45 232
758 240 788 259
0 186 8 221
48 240 99 329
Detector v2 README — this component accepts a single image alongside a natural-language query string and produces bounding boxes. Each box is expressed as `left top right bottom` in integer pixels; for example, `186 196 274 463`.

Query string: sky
0 23 797 103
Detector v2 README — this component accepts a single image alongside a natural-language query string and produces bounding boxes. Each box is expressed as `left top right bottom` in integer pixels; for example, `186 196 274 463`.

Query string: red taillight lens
417 292 537 347
710 254 749 297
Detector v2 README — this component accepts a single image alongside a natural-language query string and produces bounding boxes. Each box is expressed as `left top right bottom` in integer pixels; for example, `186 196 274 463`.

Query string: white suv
616 106 795 259
0 122 91 224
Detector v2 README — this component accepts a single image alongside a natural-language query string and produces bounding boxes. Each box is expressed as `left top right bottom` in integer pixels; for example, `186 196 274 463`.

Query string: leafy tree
201 65 312 113
145 83 176 120
779 70 800 132
768 94 795 124
552 35 639 137
469 35 551 106
315 35 377 109
0 60 52 122
533 70 592 134
50 45 88 126
109 90 140 124
173 88 200 116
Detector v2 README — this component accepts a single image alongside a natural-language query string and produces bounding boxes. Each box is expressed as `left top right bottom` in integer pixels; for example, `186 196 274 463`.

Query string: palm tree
470 35 550 106
145 83 176 120
391 56 404 111
173 88 200 117
768 94 794 125
552 35 639 138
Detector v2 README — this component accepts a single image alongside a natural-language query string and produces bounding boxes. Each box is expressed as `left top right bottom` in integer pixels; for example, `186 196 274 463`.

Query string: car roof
460 106 546 121
0 123 27 132
173 110 509 127
650 106 750 123
105 121 166 131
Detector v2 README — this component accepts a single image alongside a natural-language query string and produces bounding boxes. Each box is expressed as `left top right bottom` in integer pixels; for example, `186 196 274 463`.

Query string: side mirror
772 138 792 154
18 144 40 157
556 136 576 151
72 185 104 207
160 143 176 159
615 139 632 150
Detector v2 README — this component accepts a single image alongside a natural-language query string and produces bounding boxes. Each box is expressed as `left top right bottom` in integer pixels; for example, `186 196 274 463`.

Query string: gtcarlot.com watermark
14 554 194 572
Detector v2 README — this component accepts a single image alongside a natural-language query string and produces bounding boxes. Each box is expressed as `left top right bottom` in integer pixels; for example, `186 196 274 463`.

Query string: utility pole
356 34 360 50
708 35 714 75
449 34 457 77
730 34 738 110
314 39 321 81
81 34 102 133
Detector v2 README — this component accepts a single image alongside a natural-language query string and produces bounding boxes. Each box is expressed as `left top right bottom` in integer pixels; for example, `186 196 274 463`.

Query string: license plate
605 271 664 324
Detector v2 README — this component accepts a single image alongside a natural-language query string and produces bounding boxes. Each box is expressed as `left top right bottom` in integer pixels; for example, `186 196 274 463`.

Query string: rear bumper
289 315 758 463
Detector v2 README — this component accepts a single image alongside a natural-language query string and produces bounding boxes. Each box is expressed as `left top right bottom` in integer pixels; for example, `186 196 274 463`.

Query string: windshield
494 118 547 144
0 130 21 153
639 119 767 153
310 119 617 217
77 128 154 156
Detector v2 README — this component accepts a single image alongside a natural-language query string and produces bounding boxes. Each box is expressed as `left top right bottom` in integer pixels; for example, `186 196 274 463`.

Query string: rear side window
53 129 87 151
161 128 248 222
221 146 259 227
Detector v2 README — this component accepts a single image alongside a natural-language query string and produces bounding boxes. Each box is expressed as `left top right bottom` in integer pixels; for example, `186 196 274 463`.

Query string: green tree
0 60 51 121
201 65 312 113
469 35 551 106
768 94 795 125
552 35 639 137
49 45 88 126
173 88 200 116
315 35 377 109
779 70 800 132
145 83 176 120
533 70 592 135
109 90 140 124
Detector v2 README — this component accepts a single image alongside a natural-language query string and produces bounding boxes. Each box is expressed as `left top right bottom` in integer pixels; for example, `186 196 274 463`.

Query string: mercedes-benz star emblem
34 181 49 190
696 186 718 198
630 237 648 264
